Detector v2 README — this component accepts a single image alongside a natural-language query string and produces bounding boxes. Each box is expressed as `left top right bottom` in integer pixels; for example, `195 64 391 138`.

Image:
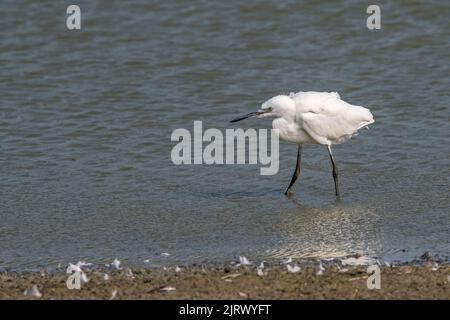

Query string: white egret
230 91 374 196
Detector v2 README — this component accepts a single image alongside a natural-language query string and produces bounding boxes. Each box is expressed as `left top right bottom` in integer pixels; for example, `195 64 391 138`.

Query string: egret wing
299 105 371 145
290 91 374 144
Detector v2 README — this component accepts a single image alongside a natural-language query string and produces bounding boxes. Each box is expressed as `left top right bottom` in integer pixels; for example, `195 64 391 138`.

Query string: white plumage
230 91 374 196
262 91 374 145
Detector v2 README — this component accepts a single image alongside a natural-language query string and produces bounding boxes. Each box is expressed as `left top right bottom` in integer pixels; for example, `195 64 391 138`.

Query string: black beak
230 111 261 123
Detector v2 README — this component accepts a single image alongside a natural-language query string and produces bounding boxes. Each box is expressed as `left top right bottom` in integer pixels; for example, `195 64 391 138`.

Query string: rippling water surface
0 0 449 270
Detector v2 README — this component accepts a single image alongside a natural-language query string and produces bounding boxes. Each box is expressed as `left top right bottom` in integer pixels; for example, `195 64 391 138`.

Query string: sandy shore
1 263 449 299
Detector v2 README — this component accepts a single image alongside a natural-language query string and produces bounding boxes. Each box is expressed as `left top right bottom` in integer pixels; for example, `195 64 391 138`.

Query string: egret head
259 95 295 118
230 95 294 123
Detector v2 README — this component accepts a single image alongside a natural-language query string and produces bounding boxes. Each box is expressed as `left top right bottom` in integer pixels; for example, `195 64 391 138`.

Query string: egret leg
326 145 340 197
284 144 302 195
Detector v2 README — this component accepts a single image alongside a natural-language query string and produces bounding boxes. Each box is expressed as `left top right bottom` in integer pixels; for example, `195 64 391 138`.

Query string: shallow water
0 0 449 271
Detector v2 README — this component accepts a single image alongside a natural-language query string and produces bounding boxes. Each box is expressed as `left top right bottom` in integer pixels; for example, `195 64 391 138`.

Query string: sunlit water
0 0 449 271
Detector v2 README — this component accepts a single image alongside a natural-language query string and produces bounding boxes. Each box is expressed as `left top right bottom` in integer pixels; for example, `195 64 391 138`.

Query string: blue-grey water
0 1 449 271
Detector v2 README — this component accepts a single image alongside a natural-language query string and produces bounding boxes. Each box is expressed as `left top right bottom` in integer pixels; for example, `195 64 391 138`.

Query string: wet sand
1 264 449 300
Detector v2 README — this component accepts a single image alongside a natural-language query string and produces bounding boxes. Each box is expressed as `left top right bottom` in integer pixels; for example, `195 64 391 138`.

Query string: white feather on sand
341 256 376 266
108 258 122 270
286 264 300 273
125 268 135 279
110 289 117 300
316 261 325 276
24 285 42 298
236 256 251 266
161 286 176 291
221 273 241 280
80 272 89 284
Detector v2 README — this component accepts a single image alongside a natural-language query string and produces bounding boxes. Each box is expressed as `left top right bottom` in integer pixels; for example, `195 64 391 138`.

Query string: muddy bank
1 263 449 299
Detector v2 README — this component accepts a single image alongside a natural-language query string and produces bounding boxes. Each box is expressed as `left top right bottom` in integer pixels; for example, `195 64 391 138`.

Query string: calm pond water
0 0 449 271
